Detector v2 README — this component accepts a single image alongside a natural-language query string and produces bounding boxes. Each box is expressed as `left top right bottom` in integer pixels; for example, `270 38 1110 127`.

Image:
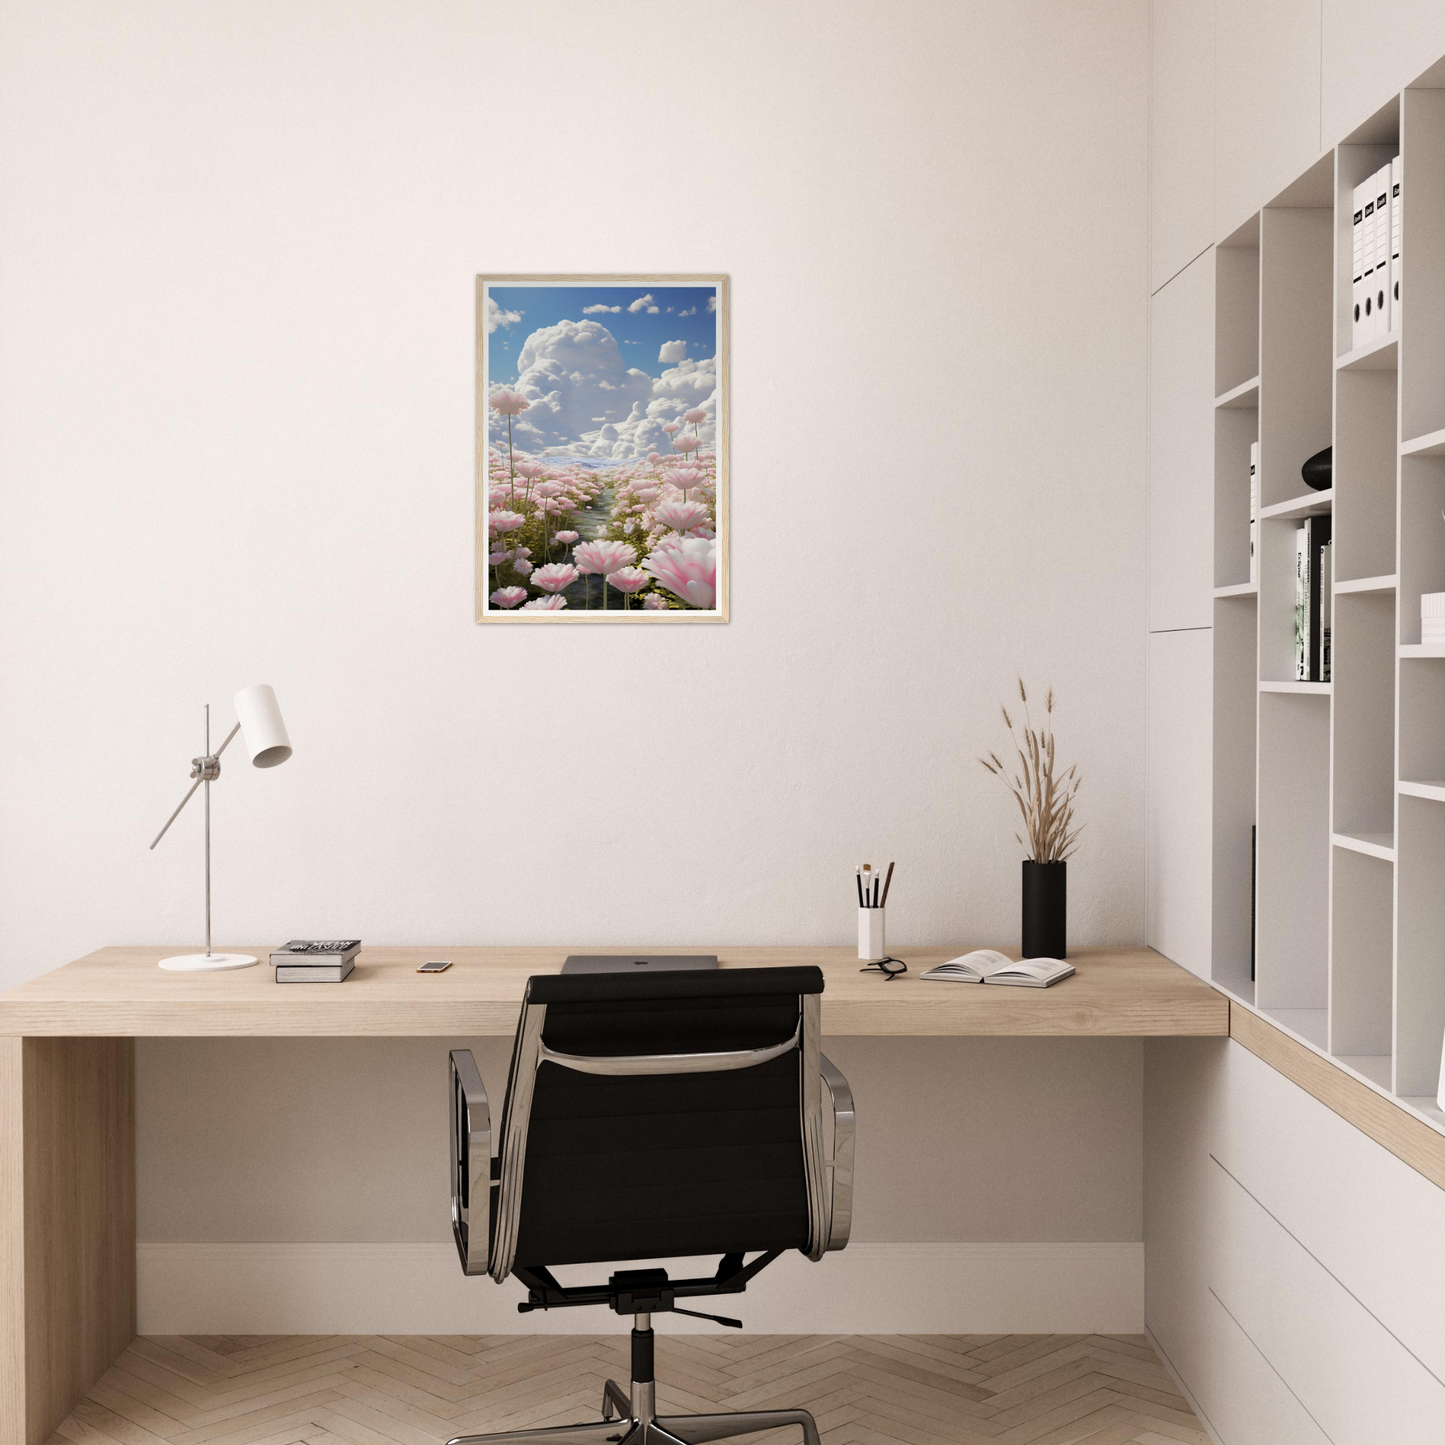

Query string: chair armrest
819 1052 854 1251
449 1049 492 1276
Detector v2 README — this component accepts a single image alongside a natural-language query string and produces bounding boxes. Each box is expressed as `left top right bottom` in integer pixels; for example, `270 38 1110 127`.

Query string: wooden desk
0 944 1223 1445
0 943 1225 1038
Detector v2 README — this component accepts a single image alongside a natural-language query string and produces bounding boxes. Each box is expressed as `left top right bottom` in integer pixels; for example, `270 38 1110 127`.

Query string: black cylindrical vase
1022 860 1067 958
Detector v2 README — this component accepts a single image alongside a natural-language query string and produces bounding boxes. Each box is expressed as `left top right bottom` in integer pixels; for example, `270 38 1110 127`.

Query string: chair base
446 1380 821 1445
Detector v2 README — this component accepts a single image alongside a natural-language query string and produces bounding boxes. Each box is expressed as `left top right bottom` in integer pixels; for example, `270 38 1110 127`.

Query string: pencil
880 860 895 907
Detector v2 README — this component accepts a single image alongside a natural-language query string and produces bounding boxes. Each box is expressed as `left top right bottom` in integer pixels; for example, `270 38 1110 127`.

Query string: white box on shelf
1352 178 1368 349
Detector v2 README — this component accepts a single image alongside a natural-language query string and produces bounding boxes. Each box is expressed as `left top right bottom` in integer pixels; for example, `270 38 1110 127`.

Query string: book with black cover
1305 515 1332 680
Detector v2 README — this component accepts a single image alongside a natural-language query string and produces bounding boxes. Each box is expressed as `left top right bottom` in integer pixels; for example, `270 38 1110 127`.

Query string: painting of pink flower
531 562 580 593
653 499 709 533
642 537 716 609
479 276 726 621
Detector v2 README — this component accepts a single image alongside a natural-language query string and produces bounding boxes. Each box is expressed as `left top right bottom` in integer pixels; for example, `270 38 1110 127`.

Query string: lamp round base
157 952 258 972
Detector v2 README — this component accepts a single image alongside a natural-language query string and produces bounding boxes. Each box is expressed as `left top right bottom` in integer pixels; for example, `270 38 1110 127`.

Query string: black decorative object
1022 860 1067 959
1302 445 1332 492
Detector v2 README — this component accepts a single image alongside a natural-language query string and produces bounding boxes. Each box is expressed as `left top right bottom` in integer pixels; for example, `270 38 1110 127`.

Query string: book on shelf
1422 592 1445 644
1250 824 1256 984
276 958 355 983
1374 164 1392 341
1320 539 1332 682
1351 179 1367 348
1249 441 1259 585
1293 517 1332 681
1391 154 1402 331
920 950 1074 988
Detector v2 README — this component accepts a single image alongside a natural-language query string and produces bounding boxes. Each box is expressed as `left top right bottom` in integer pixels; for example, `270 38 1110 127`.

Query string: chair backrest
488 965 828 1281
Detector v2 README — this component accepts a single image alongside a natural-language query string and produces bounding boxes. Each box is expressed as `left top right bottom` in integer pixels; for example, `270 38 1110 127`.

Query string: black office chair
446 965 855 1445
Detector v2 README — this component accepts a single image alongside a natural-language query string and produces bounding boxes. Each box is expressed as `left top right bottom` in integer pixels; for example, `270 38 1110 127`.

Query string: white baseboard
137 1241 1143 1335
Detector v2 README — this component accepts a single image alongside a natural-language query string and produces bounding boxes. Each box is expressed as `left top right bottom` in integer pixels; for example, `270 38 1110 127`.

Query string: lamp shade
233 684 292 768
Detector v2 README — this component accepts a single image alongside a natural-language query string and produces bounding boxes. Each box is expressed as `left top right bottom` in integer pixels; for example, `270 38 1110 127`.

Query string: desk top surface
0 945 1227 1037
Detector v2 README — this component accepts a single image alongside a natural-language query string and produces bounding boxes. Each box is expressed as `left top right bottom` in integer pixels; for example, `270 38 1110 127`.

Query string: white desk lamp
149 684 292 972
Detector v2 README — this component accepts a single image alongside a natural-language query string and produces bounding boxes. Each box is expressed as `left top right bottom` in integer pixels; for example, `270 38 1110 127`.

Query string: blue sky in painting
487 284 717 384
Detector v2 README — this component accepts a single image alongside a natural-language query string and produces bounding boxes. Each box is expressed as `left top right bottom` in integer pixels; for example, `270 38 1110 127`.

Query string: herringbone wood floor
49 1334 1209 1445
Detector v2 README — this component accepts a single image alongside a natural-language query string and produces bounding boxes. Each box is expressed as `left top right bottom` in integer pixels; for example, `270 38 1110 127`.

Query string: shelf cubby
1211 593 1259 1003
1332 592 1396 837
1334 369 1397 581
1401 86 1445 445
1329 847 1393 1066
1396 795 1445 1097
1215 216 1260 398
1255 692 1330 1017
1398 454 1445 644
1214 403 1257 589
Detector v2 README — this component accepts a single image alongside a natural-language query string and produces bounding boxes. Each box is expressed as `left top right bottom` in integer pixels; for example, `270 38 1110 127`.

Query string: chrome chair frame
446 986 854 1445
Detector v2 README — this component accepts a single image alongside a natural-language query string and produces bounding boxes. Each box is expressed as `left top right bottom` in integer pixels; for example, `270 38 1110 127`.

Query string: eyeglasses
859 956 908 981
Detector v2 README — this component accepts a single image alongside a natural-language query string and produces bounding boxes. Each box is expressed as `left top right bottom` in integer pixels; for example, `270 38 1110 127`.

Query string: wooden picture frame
476 274 729 623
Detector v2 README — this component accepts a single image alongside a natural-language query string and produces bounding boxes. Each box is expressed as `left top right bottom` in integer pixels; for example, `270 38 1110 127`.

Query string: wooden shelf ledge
1231 1002 1445 1192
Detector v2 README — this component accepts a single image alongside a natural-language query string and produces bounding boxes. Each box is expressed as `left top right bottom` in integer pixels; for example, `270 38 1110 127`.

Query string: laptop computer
561 954 719 974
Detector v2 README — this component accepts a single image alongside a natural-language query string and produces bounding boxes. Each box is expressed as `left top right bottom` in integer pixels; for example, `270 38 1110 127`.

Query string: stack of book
1352 156 1402 347
1294 518 1332 682
270 939 361 982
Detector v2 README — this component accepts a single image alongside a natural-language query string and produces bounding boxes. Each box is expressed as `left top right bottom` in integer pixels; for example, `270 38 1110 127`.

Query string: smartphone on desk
417 959 452 973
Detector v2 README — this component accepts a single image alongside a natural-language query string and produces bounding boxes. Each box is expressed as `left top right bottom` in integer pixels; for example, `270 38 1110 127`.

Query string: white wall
0 0 1152 1325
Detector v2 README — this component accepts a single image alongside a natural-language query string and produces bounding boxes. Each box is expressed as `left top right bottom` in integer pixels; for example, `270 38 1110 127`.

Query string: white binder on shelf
1373 164 1391 341
1391 154 1402 333
1249 441 1259 586
1351 178 1368 349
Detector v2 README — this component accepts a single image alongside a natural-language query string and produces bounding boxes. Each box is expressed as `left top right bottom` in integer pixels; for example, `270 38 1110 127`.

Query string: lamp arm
213 721 242 759
148 722 241 850
150 778 203 850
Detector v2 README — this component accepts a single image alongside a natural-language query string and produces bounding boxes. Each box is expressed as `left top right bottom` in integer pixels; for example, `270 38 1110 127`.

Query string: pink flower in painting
534 480 561 497
489 389 530 416
554 530 579 545
574 539 637 576
512 559 534 576
683 408 707 425
489 510 525 535
490 587 528 609
607 566 650 594
661 421 681 435
531 562 580 593
633 486 660 504
653 499 709 533
514 461 545 480
642 595 670 610
521 595 567 611
647 452 661 463
642 538 716 609
674 434 701 455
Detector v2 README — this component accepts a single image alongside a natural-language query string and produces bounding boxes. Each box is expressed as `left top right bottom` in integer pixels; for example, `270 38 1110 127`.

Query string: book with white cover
1249 441 1259 584
1373 164 1392 340
1391 154 1402 331
1351 179 1367 349
1295 525 1309 680
920 950 1074 988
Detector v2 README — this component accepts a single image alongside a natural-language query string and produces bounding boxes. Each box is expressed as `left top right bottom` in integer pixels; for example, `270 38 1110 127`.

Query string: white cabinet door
1149 251 1214 632
1150 0 1215 292
1215 0 1323 237
1147 629 1213 978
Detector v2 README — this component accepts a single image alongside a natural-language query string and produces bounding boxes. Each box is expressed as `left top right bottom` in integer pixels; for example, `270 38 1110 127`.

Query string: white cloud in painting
658 339 687 363
486 296 522 333
491 319 716 459
583 303 621 314
627 293 655 313
678 306 696 316
706 295 717 312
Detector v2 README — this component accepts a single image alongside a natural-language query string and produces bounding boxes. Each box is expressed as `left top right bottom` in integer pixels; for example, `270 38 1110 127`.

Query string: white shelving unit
1212 79 1445 1132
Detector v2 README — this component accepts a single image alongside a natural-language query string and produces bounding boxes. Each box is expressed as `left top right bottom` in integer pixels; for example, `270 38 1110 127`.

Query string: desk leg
0 1037 136 1445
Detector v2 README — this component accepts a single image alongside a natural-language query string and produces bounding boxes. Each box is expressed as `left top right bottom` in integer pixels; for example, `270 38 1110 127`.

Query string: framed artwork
476 274 729 623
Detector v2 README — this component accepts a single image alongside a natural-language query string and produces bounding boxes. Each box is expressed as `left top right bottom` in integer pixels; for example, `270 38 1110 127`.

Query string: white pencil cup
858 907 887 962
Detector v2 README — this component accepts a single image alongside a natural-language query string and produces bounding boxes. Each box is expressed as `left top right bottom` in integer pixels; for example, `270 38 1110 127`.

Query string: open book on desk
920 950 1075 988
